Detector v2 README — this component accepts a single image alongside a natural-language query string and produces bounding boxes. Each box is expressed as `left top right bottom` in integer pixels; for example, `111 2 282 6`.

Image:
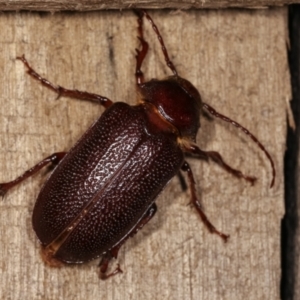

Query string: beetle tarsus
99 254 123 280
0 185 8 198
100 263 123 280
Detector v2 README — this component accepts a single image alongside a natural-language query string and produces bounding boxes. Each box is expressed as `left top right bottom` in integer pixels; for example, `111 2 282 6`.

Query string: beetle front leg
181 161 229 242
184 143 256 184
0 152 66 197
135 10 149 85
137 10 178 76
135 10 178 85
17 55 113 109
99 203 157 279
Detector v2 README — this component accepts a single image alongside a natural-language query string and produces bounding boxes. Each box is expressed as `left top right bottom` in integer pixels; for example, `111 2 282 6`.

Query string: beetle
0 10 275 279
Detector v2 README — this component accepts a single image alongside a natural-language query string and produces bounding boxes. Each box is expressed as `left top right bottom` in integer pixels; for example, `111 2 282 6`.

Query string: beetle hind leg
0 152 66 197
98 203 157 279
99 255 123 280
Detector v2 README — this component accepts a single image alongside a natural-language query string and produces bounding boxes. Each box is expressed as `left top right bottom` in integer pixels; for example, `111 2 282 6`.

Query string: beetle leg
138 10 178 76
177 171 188 191
17 55 113 109
0 152 66 197
99 203 157 279
99 256 123 280
135 10 149 85
183 143 257 185
181 161 229 242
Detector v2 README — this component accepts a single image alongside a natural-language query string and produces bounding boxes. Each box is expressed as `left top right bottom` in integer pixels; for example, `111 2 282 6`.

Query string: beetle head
139 76 202 141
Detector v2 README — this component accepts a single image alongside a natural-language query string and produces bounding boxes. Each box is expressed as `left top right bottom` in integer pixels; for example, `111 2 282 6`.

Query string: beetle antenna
203 102 275 188
141 10 178 76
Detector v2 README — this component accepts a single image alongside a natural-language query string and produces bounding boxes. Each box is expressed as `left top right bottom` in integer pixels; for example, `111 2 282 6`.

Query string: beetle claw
55 86 63 100
247 176 257 185
0 184 8 198
219 233 230 243
99 262 123 280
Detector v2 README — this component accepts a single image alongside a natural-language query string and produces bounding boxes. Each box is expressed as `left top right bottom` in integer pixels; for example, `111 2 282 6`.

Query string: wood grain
0 0 297 11
0 9 288 300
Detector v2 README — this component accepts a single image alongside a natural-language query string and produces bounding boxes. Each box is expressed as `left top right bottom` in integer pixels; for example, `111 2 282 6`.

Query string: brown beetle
0 10 275 279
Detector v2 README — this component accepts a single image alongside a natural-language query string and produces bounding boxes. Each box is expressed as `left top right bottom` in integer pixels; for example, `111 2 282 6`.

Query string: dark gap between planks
281 4 300 300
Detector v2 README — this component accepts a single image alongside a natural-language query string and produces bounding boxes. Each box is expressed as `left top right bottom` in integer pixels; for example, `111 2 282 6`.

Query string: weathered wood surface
0 0 297 10
0 9 288 300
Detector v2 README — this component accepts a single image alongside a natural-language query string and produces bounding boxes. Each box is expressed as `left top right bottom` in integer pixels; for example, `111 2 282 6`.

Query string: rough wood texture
0 0 297 11
0 9 288 300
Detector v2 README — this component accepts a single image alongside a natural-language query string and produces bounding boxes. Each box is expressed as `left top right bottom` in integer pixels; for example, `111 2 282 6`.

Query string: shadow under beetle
0 10 275 279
